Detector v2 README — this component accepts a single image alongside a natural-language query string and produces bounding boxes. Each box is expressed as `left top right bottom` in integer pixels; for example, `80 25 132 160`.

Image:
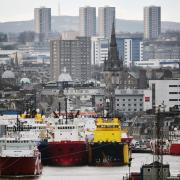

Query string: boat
88 117 129 166
169 129 180 155
170 139 180 155
150 139 170 155
0 125 42 177
124 161 170 180
4 111 48 142
130 140 152 153
38 117 88 166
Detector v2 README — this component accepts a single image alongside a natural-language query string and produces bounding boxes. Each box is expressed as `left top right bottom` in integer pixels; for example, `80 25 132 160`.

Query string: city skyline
0 0 180 22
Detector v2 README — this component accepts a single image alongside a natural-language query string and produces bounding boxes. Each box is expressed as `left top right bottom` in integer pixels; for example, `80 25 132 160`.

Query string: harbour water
1 154 179 180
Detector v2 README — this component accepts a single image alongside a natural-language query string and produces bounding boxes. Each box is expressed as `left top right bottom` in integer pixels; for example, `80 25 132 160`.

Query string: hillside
0 16 180 33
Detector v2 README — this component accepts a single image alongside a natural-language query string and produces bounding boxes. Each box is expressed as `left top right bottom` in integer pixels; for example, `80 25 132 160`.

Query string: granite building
34 7 51 38
79 6 96 37
144 6 161 40
98 6 115 38
50 37 91 82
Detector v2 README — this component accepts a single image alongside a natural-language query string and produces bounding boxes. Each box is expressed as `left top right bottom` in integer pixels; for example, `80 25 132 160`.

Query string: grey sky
0 0 180 22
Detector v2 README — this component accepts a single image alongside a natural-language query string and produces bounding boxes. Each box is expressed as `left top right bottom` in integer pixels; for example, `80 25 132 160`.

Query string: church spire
104 20 123 72
108 20 119 61
110 20 117 47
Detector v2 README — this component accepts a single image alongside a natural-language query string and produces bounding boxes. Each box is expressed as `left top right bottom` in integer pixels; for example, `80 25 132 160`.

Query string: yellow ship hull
88 142 129 166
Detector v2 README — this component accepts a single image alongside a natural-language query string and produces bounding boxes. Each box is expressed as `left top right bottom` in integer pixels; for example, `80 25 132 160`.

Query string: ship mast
154 103 166 180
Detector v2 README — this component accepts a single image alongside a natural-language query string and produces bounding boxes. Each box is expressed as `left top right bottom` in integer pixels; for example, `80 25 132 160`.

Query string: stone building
50 36 91 82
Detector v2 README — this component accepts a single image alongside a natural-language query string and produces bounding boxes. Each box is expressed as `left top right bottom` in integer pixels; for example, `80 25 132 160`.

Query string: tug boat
0 136 42 177
39 118 88 166
88 117 129 166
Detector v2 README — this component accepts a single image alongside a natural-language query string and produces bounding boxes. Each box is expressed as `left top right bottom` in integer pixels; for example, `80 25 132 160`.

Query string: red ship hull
0 156 42 176
46 141 88 166
121 137 133 144
170 143 180 155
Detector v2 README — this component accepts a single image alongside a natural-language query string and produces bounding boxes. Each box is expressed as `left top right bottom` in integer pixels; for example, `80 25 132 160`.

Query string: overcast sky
0 0 180 22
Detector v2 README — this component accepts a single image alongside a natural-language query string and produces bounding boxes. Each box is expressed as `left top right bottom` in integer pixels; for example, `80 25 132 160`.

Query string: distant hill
0 16 180 33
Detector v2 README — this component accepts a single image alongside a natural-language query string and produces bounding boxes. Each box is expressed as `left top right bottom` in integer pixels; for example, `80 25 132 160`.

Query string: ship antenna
65 97 68 124
58 102 61 117
58 102 62 124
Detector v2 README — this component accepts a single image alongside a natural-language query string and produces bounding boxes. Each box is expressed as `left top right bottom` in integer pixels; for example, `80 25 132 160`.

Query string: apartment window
134 99 137 101
123 99 125 101
117 99 119 101
169 99 178 101
134 109 137 111
169 92 178 94
128 104 131 106
128 99 131 101
140 99 143 101
169 85 178 87
128 109 131 111
117 104 119 106
134 104 137 106
140 104 143 106
123 104 125 106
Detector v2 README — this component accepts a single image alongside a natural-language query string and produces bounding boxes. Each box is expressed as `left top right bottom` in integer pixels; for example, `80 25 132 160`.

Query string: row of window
99 98 143 102
116 108 143 112
97 125 119 128
169 99 180 101
117 103 143 107
169 92 180 94
0 140 33 143
6 127 45 130
57 126 75 129
116 98 143 102
169 85 180 87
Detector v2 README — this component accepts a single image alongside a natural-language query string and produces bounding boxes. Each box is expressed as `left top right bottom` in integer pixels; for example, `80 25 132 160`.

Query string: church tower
104 21 123 72
103 21 123 116
104 21 123 88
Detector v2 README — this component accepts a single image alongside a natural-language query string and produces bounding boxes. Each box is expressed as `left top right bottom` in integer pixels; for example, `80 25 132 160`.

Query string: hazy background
0 0 180 22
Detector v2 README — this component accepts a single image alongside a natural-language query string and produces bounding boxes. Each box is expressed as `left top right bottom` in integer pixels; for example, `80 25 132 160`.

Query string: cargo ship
88 117 129 166
0 134 42 177
38 118 88 166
